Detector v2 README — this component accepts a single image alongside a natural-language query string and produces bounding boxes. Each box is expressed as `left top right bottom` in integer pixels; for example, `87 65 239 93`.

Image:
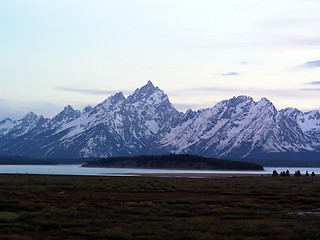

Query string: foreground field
0 174 319 240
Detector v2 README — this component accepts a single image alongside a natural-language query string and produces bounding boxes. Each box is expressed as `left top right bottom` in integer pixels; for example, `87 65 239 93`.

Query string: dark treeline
82 154 264 170
272 169 316 177
0 156 55 165
242 158 320 167
0 156 88 165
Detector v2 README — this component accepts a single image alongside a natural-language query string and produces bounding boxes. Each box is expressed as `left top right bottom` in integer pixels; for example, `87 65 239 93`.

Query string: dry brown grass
0 174 319 239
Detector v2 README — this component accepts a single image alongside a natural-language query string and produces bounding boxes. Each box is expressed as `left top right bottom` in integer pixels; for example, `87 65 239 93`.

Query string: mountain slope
161 96 316 159
0 81 319 160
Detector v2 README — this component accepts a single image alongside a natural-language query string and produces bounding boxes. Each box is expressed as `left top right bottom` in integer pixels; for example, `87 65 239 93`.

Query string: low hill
82 154 264 171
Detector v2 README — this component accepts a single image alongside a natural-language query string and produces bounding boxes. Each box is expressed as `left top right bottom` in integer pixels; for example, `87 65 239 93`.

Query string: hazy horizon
2 80 319 121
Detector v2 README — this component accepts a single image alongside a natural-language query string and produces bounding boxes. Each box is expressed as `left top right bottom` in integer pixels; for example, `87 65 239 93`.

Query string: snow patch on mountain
0 118 16 136
298 110 320 132
0 81 319 159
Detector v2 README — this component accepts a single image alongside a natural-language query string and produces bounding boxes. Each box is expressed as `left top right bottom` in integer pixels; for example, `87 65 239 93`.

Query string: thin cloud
307 81 320 85
55 87 130 96
169 86 304 99
217 72 239 76
168 86 238 94
301 81 320 91
303 60 320 68
301 88 320 91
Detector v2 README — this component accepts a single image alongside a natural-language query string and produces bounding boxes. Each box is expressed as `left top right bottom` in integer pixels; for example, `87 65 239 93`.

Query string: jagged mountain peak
23 111 37 119
212 95 255 119
111 92 126 102
22 112 39 123
8 112 48 137
56 105 79 115
128 81 167 103
97 91 126 110
255 97 277 114
0 82 320 160
82 105 92 114
180 109 196 122
185 108 195 115
281 107 300 113
258 97 272 105
280 107 302 118
0 117 14 124
230 95 253 103
134 80 158 93
0 118 16 136
64 105 75 111
215 95 254 109
146 80 154 87
52 105 81 124
0 118 15 128
60 105 80 116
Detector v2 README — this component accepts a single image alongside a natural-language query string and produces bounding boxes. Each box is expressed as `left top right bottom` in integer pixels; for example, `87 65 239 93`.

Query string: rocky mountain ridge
1 81 319 160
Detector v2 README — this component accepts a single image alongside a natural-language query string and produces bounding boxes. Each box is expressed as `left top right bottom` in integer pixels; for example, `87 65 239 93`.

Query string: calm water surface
0 165 319 177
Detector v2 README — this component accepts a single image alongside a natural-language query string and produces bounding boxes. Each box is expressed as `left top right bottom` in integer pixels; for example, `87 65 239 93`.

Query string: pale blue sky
1 0 320 119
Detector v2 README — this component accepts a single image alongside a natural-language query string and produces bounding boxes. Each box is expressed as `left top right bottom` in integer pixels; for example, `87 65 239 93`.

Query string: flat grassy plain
0 174 319 240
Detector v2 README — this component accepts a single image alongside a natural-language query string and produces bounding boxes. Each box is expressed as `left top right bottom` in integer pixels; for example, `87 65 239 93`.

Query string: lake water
0 165 319 177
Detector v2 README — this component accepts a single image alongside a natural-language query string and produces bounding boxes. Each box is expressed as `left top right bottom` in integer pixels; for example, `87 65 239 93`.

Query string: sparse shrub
294 170 301 176
272 170 279 176
311 171 316 177
305 171 309 176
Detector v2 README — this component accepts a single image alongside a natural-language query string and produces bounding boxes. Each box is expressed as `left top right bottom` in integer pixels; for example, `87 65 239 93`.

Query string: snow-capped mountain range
1 81 320 160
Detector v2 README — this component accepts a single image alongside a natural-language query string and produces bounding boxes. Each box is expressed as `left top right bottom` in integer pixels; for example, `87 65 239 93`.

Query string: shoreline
0 171 267 178
1 165 318 178
82 165 264 171
98 171 267 178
